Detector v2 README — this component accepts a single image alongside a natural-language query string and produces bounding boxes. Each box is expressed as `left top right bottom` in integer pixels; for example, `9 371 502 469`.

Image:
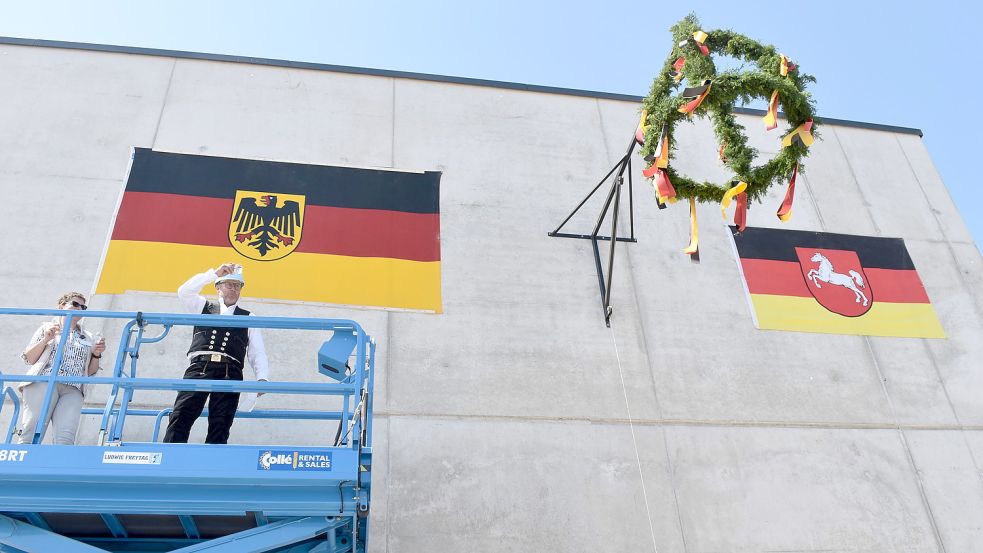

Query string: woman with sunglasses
16 292 106 444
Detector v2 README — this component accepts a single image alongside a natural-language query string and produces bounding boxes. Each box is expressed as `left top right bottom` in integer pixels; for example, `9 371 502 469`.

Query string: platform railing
0 375 20 443
0 307 374 455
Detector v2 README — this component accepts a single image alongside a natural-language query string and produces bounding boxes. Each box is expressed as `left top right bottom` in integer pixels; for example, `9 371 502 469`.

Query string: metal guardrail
0 307 375 453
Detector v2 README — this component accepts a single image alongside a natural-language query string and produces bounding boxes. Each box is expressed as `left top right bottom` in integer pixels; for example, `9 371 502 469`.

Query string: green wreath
639 15 818 204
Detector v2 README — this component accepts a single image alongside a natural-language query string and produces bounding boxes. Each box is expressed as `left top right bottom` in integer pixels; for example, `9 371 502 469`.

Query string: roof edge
0 36 923 137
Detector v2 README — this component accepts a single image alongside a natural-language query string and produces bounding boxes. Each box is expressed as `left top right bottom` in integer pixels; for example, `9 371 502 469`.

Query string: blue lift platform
0 308 375 552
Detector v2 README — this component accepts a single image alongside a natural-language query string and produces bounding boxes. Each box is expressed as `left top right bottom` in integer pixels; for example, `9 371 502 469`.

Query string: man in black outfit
163 263 269 444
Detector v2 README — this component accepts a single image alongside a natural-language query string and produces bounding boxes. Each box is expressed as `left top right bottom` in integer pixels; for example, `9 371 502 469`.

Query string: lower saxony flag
95 148 442 312
730 227 944 338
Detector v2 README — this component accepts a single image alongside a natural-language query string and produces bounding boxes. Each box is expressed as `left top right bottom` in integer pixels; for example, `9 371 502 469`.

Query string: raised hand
215 263 237 277
44 323 62 343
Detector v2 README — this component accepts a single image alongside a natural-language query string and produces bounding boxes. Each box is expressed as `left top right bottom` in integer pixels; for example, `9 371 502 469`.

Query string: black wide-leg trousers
163 360 243 444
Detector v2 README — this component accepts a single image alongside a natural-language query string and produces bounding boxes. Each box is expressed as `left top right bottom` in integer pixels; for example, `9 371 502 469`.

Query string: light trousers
17 382 84 445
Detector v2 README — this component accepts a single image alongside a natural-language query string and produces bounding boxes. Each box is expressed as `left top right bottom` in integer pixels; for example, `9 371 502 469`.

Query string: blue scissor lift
0 308 375 553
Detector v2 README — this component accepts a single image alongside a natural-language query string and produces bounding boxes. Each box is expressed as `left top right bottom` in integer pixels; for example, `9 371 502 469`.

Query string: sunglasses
68 300 88 310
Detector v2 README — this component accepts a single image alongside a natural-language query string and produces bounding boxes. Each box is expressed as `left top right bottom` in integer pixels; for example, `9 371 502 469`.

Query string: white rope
609 324 660 553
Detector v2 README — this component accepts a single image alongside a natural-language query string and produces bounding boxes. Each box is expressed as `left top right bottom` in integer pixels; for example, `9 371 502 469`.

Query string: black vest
188 302 250 364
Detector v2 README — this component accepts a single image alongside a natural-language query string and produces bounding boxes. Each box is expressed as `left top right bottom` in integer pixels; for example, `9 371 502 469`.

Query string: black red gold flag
731 227 944 338
96 148 443 312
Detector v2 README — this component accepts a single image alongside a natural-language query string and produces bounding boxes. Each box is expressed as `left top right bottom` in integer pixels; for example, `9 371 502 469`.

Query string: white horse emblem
807 252 868 306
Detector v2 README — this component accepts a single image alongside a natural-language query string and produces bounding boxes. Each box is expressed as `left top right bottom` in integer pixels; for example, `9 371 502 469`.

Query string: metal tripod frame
549 136 638 326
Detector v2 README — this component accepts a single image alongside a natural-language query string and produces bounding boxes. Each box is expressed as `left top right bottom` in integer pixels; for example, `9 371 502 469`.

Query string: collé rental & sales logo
258 450 332 471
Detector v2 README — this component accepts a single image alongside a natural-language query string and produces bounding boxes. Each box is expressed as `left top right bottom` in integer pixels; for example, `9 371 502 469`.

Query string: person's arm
22 323 56 365
177 269 218 313
246 319 269 383
86 336 106 376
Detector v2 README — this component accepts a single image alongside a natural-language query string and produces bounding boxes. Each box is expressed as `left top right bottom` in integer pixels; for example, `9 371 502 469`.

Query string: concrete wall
1 43 982 552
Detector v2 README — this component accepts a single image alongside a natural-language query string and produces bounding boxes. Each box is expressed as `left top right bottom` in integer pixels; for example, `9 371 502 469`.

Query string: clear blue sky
2 1 979 249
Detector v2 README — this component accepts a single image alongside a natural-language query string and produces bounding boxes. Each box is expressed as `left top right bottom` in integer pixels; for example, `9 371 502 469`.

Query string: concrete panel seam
898 428 949 552
863 336 948 550
895 133 973 241
0 171 122 182
608 326 661 552
920 338 983 498
389 78 396 169
384 415 392 553
622 222 665 419
799 172 828 230
896 134 983 320
828 126 882 235
920 336 964 428
150 59 177 149
594 98 614 163
385 312 392 412
377 411 983 431
659 428 691 552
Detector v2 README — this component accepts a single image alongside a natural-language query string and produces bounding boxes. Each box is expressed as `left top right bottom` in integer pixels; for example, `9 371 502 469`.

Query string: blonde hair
56 292 87 307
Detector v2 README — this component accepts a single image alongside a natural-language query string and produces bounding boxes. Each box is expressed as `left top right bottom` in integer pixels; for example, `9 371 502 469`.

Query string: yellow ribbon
763 90 779 130
683 197 699 255
635 109 649 144
692 31 709 55
781 119 814 148
720 181 748 220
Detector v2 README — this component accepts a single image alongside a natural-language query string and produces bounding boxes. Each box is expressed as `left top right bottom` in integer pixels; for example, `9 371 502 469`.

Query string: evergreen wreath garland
639 15 818 204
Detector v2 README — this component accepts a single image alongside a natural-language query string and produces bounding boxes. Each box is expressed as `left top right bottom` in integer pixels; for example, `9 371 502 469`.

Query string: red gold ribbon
678 80 711 115
651 169 677 204
642 124 670 176
779 54 797 76
776 163 798 222
670 57 686 83
734 192 748 232
718 142 727 163
720 180 748 220
763 90 779 131
781 119 814 148
683 197 699 256
692 31 709 56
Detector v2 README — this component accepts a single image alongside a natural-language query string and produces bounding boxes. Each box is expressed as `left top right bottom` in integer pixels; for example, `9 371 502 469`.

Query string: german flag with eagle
96 148 442 312
731 227 944 338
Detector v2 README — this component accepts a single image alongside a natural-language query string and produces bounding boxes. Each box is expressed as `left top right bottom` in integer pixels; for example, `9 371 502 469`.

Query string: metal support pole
550 131 641 325
603 175 623 326
548 158 624 237
628 157 635 240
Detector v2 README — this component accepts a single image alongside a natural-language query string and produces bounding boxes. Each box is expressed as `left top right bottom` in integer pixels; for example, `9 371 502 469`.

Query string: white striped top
26 322 93 392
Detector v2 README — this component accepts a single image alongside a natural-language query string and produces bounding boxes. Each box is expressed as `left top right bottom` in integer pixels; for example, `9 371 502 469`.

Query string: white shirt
24 320 93 392
177 269 270 381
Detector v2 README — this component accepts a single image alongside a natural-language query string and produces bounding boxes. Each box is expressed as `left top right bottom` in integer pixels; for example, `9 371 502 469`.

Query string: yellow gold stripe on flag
96 240 443 312
749 294 945 338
